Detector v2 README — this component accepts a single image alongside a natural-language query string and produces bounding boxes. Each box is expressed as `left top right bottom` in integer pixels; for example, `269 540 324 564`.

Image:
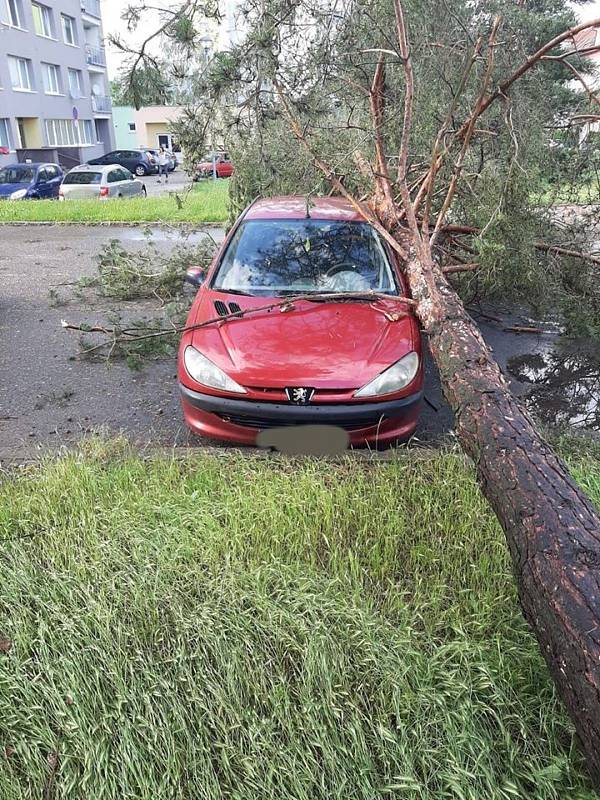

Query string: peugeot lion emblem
285 387 315 405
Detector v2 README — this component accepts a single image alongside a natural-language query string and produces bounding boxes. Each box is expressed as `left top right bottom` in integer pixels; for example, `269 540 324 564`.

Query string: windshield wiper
214 288 254 297
303 291 396 303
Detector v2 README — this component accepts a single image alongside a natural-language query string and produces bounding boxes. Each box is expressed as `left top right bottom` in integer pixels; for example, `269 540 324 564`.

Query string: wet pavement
0 224 598 462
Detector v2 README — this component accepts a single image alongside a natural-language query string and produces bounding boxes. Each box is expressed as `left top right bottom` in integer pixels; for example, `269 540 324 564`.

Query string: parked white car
59 164 147 200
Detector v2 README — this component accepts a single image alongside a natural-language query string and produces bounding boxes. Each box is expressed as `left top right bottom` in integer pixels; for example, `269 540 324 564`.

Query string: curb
0 220 226 228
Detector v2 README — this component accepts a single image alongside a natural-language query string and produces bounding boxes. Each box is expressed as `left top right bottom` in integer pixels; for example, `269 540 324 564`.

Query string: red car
178 196 423 447
194 152 234 179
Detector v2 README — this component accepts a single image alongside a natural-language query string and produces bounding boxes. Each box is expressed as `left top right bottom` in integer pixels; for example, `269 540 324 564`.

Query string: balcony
91 95 112 114
81 0 101 17
85 45 106 68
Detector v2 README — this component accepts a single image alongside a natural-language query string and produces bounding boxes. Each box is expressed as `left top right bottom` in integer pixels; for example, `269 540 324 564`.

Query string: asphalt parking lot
3 222 592 462
143 167 193 197
0 223 459 460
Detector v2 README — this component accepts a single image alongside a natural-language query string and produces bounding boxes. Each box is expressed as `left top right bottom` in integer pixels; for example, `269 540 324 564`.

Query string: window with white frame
45 118 93 147
0 119 13 149
5 0 25 28
42 63 62 94
61 14 77 45
32 2 54 37
8 56 35 91
67 68 84 98
81 119 94 143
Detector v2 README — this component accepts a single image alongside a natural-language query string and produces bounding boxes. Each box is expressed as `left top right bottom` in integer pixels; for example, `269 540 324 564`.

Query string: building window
42 63 62 94
6 0 25 28
81 119 94 143
68 68 84 98
0 119 13 149
128 123 136 131
8 56 35 91
45 118 93 147
61 14 77 45
32 2 54 37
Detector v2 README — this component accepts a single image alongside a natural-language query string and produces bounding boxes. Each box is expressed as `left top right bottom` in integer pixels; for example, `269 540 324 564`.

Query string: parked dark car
0 162 64 200
87 149 156 177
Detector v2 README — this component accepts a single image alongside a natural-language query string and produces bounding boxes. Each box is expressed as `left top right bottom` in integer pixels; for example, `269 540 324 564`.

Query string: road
0 224 596 462
142 168 194 197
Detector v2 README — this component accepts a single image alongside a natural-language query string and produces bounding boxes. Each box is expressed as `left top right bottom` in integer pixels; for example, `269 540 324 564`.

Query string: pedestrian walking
157 146 170 183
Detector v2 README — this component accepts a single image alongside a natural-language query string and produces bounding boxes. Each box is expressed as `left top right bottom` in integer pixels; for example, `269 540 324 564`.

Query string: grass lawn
0 179 229 224
534 176 600 205
1 440 599 799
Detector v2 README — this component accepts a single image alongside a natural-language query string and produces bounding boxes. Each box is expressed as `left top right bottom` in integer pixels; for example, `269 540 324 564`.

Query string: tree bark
404 249 600 789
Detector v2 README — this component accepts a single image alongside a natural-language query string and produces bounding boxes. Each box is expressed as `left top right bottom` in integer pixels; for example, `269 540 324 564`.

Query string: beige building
112 105 183 152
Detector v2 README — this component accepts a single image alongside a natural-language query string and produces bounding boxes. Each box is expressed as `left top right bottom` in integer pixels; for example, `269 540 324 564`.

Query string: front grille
218 413 373 431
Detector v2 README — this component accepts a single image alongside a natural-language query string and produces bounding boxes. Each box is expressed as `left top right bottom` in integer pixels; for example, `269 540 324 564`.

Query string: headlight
10 189 28 200
184 346 246 394
354 352 419 398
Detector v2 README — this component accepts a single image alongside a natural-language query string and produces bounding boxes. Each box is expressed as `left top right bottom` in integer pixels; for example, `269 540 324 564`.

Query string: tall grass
0 441 598 799
0 180 229 224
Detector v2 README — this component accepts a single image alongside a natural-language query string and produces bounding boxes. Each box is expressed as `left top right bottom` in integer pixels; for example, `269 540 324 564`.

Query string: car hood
190 291 417 388
0 182 30 196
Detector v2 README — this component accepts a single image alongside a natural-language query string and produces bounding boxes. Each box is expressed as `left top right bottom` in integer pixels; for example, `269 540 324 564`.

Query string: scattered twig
503 325 544 334
442 262 480 274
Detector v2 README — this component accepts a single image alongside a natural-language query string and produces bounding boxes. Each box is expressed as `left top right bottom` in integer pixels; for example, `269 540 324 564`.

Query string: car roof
71 163 120 172
243 195 366 222
1 162 57 169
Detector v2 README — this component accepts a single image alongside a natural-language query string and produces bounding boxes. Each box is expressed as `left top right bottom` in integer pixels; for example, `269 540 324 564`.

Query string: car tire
135 165 147 177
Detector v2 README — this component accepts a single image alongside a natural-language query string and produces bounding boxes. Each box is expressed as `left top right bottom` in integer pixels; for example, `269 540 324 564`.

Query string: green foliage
88 235 216 302
111 66 174 109
0 443 599 798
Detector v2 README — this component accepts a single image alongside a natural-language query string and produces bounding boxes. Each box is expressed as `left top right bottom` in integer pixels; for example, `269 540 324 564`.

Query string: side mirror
185 266 206 287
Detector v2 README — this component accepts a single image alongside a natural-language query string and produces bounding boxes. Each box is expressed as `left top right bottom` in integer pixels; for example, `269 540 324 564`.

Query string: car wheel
135 165 147 177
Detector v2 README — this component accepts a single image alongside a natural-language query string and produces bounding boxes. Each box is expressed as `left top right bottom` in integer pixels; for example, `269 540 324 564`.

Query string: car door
44 165 63 198
106 168 122 197
34 168 51 198
120 151 137 173
217 158 233 178
118 167 136 196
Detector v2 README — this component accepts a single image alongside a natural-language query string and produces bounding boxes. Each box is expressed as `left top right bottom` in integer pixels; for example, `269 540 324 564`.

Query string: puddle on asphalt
507 340 600 430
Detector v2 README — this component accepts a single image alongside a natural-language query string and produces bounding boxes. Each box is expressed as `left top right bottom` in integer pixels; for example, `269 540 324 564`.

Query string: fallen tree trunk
404 249 600 788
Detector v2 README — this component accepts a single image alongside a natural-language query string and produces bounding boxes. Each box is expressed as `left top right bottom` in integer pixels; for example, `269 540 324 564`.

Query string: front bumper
180 384 423 446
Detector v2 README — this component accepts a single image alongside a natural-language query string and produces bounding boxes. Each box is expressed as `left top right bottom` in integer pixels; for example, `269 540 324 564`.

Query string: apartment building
0 0 114 168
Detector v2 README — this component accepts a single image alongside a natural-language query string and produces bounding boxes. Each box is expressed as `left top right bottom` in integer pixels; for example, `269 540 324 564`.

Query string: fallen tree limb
61 291 417 350
441 225 600 266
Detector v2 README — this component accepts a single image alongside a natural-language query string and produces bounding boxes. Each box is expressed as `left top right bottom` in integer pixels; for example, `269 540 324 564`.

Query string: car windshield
0 167 35 184
212 219 397 296
63 172 102 184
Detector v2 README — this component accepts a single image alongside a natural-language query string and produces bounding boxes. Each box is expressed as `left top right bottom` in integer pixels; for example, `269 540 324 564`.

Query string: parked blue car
0 163 64 200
